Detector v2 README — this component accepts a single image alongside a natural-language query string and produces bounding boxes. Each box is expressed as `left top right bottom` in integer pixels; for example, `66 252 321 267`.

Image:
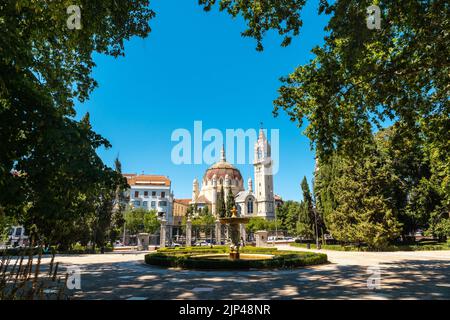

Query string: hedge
145 248 328 270
157 246 278 256
290 242 450 252
0 245 114 256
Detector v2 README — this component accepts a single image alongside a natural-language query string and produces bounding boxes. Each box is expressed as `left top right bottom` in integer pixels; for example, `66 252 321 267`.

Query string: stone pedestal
186 218 192 247
160 219 167 249
137 233 150 251
215 220 221 245
229 252 240 260
255 230 268 247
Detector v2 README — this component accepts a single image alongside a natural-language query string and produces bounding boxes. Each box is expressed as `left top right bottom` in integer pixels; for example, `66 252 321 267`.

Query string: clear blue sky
75 0 329 201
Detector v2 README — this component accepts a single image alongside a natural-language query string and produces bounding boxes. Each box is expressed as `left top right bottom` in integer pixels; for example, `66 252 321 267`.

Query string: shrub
290 242 450 252
1 244 113 256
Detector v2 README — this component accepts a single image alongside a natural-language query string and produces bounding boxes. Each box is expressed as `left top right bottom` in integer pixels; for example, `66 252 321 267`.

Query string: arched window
247 199 254 214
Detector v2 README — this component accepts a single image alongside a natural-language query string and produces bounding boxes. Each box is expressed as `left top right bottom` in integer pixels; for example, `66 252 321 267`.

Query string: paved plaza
39 246 450 300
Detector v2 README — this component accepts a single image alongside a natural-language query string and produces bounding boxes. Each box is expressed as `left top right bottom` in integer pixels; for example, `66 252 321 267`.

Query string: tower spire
220 144 226 162
258 122 266 140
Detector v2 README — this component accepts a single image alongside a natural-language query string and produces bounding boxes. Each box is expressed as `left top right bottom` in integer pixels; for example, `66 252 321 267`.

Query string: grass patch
145 246 328 270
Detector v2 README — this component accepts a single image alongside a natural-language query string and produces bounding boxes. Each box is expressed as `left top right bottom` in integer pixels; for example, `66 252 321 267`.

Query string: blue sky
75 0 329 201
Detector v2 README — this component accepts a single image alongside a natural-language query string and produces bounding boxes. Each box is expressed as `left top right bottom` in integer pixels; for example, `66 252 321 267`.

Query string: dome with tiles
202 148 243 182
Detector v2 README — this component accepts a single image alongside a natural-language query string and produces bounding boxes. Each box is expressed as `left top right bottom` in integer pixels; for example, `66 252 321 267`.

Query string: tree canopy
0 1 153 248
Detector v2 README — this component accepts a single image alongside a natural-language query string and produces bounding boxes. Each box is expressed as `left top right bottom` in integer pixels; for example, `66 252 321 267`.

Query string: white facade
125 175 174 225
192 128 275 220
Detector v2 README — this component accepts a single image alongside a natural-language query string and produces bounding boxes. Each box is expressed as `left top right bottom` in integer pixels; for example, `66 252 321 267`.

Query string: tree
275 201 303 236
321 145 402 249
199 0 306 51
143 211 161 234
217 185 226 218
246 217 276 234
124 209 160 235
300 177 321 238
296 221 314 240
110 157 128 244
225 186 236 217
203 2 449 234
201 205 210 216
186 205 194 219
0 1 154 247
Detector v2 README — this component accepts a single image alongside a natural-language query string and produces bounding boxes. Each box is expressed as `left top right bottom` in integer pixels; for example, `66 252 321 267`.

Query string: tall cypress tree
226 186 236 217
217 185 226 218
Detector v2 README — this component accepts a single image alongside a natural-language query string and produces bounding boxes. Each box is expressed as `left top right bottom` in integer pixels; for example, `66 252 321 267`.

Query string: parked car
195 241 210 247
170 242 181 248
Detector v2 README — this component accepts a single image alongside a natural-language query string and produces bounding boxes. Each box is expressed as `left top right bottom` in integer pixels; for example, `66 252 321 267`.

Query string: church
191 128 275 220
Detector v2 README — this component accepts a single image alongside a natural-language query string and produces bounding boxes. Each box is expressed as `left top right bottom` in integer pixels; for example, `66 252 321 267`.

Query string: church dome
203 161 243 181
203 146 243 182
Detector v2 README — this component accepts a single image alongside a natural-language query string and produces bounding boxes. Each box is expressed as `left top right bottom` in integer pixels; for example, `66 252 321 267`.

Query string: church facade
191 128 275 220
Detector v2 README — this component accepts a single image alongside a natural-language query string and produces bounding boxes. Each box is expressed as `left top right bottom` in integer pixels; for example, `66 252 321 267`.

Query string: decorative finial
231 206 238 218
221 144 226 162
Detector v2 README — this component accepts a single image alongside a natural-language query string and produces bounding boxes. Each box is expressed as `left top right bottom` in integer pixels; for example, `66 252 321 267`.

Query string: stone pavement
36 248 450 300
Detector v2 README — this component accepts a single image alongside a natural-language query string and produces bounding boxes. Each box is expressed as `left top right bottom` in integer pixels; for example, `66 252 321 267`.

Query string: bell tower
253 126 275 219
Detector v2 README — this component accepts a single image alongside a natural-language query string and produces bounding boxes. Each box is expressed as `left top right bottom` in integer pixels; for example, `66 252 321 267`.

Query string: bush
145 247 328 270
0 244 113 256
290 242 450 252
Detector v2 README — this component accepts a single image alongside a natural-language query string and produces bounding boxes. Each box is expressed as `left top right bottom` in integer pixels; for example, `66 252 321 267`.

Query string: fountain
145 205 329 268
219 206 250 260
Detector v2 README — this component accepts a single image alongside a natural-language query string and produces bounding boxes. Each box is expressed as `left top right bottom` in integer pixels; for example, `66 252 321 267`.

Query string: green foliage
201 205 210 216
296 222 314 239
225 186 236 217
186 205 194 219
199 0 306 51
276 201 301 235
315 126 449 248
207 1 449 245
124 209 160 235
217 186 226 218
110 157 128 244
427 217 450 240
191 212 215 227
0 1 153 248
322 149 402 249
291 241 450 252
245 217 276 233
272 1 448 163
